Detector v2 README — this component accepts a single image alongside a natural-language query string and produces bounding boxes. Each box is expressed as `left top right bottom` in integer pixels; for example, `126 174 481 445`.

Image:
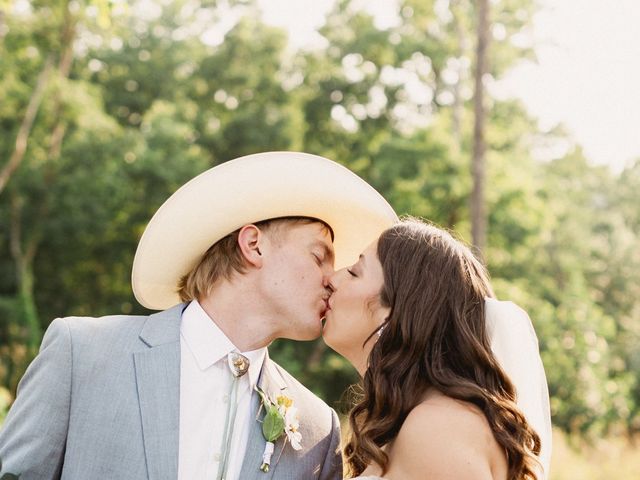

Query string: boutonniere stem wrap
255 386 302 472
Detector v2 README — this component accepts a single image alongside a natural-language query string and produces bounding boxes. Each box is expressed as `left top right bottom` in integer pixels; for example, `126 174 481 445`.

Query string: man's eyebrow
313 241 335 262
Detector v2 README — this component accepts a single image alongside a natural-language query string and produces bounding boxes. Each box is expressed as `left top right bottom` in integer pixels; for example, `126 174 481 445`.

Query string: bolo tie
216 351 250 480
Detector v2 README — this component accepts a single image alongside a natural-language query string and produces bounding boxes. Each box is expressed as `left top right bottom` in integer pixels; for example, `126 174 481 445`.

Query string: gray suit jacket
0 304 342 480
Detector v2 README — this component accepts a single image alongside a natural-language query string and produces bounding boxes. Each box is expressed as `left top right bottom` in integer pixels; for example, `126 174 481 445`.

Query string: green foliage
0 387 11 426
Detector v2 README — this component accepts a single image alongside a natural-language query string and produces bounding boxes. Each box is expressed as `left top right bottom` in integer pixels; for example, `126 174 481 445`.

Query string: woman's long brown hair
344 219 541 479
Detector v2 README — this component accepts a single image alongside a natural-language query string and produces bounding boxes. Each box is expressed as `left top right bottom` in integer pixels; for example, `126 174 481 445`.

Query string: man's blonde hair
177 217 332 302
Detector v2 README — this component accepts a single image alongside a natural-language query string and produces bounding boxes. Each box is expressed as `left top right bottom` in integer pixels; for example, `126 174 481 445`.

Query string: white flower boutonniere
255 386 302 472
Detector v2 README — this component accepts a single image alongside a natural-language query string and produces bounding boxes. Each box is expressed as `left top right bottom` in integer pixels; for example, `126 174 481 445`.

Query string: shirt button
213 452 221 462
222 394 229 403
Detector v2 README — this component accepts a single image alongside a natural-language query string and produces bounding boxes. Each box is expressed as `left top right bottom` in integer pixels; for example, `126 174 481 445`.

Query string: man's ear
237 224 265 268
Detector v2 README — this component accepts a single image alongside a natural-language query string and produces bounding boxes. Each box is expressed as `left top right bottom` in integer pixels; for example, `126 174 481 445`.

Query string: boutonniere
255 386 302 472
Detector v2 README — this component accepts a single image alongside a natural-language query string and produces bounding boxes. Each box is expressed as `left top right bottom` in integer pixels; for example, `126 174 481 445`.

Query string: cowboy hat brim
131 151 398 310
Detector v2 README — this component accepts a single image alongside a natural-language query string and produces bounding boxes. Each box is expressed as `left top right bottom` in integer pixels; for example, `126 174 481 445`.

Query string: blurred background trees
1 0 639 473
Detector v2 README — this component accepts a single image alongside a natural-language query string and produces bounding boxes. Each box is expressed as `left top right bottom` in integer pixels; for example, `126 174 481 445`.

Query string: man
0 152 397 479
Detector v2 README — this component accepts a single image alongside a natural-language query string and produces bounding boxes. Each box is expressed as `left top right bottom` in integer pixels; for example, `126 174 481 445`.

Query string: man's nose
323 273 335 294
325 269 343 293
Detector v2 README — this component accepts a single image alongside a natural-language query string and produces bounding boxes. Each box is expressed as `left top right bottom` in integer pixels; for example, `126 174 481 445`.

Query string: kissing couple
0 152 552 480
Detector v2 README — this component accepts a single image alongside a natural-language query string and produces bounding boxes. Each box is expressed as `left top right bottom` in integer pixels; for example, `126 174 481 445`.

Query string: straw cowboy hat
132 151 398 310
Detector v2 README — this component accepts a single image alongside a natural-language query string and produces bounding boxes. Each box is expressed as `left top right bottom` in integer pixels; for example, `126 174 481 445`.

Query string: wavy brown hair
344 218 541 479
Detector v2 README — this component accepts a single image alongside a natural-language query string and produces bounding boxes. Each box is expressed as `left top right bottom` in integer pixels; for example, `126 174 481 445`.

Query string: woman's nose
327 268 346 291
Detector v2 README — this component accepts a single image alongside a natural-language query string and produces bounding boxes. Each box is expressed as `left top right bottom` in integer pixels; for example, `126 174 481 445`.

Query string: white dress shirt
178 300 267 480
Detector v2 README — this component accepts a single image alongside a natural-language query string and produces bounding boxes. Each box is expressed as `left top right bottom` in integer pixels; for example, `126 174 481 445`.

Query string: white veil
485 298 552 479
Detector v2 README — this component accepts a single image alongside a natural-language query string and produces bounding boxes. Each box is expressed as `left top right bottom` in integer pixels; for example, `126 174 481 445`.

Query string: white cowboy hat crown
132 151 398 310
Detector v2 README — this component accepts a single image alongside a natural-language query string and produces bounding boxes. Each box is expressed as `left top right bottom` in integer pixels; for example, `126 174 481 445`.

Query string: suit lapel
239 355 288 480
134 304 184 480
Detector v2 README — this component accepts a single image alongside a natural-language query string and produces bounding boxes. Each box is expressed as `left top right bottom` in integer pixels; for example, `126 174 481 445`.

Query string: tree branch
0 55 55 195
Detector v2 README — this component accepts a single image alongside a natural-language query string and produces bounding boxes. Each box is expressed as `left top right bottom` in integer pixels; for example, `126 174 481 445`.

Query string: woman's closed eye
347 268 357 277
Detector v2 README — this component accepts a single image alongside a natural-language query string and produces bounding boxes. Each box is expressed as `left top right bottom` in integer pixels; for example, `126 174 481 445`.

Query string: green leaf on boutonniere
262 405 285 442
255 386 302 473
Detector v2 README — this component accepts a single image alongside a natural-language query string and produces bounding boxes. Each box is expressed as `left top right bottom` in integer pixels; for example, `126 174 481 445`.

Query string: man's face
259 221 335 340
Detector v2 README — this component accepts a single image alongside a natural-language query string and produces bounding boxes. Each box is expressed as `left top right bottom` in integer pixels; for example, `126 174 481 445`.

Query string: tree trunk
450 0 469 150
9 193 42 355
48 0 76 158
471 0 490 257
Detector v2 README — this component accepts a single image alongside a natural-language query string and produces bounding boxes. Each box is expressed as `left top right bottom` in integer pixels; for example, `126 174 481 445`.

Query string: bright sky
499 0 640 173
257 0 640 173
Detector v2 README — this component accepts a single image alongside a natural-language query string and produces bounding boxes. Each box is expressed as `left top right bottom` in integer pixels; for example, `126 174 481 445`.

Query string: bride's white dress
348 299 553 480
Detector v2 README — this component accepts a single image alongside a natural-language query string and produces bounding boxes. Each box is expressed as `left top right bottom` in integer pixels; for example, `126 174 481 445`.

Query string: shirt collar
180 299 267 388
242 346 267 390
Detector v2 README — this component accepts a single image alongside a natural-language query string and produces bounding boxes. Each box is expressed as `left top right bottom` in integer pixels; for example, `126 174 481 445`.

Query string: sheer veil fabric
351 299 552 480
485 297 552 479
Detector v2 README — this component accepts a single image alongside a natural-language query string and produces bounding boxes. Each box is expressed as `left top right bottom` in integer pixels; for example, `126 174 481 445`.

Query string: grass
550 428 640 479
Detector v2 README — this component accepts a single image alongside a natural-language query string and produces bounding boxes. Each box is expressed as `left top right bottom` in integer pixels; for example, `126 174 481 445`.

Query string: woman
323 218 551 479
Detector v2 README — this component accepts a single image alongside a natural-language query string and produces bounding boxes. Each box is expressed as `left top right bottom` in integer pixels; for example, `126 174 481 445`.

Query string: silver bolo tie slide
216 352 250 480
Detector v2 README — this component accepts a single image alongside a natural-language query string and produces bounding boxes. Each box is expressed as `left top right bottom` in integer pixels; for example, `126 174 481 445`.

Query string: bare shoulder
385 392 506 480
406 393 495 444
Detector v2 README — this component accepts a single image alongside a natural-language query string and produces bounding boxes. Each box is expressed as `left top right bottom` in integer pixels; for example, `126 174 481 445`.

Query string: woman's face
322 240 390 373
